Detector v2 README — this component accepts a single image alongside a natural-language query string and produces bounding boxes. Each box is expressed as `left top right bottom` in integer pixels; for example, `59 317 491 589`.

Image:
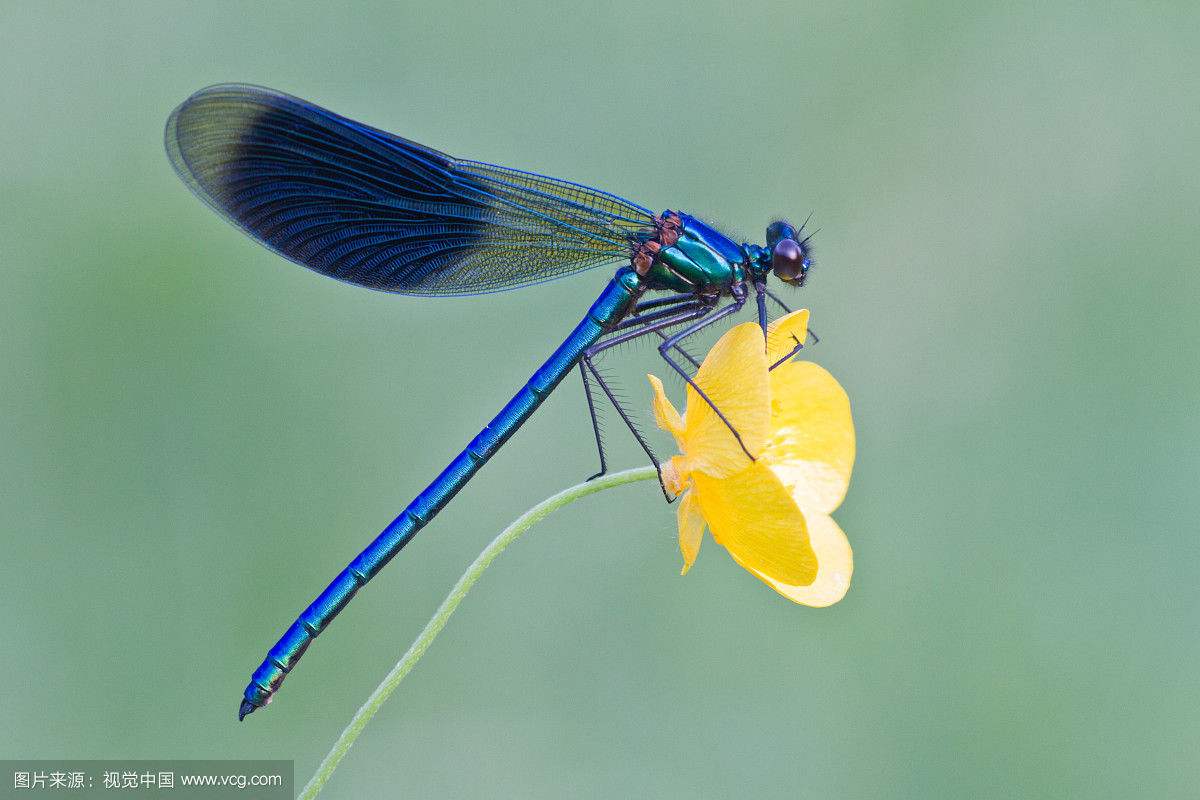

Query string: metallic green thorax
641 212 747 292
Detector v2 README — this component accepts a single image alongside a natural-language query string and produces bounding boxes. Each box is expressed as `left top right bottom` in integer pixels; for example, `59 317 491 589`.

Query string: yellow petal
681 322 770 478
646 373 685 446
676 490 705 575
692 463 817 587
764 361 855 514
765 308 811 364
660 455 688 497
747 512 852 607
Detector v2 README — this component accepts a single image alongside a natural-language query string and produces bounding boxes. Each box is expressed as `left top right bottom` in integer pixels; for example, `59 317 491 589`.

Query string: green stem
298 465 659 800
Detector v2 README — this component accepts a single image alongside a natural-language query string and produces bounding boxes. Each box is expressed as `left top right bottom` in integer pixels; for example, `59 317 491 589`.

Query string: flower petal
646 373 685 446
676 490 705 575
764 361 855 514
692 463 817 588
682 322 770 478
746 512 853 607
660 456 688 497
765 308 811 364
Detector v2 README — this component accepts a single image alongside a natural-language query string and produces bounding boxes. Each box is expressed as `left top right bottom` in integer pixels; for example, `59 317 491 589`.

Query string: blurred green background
2 2 1198 797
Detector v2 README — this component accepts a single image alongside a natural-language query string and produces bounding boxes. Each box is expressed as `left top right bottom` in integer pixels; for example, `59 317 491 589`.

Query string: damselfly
165 85 816 719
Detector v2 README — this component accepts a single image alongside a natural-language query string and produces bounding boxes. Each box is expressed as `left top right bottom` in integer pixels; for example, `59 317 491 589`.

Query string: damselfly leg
655 299 755 461
579 292 711 480
764 288 819 345
770 336 806 371
579 300 710 495
621 293 703 368
583 293 772 491
766 288 792 315
628 293 698 313
633 293 705 367
578 361 608 479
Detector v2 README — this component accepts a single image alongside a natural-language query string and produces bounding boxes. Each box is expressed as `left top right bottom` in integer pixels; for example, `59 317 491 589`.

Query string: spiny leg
650 328 701 370
632 292 698 313
579 362 608 480
624 294 704 369
762 288 804 370
580 301 712 497
611 299 702 333
765 288 818 344
656 300 754 461
581 355 673 499
766 288 792 315
594 302 711 352
770 336 806 371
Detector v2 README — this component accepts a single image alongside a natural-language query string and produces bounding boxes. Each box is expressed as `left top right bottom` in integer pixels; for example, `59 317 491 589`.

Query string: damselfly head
765 220 812 287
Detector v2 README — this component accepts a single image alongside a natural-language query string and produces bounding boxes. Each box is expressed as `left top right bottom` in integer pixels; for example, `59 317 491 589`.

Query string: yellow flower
647 310 855 607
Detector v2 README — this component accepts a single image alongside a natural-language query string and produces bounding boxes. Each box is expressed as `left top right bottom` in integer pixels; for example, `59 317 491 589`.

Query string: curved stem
298 465 659 799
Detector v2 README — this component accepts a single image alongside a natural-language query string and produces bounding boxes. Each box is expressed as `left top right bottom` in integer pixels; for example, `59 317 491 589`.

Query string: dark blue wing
165 84 656 296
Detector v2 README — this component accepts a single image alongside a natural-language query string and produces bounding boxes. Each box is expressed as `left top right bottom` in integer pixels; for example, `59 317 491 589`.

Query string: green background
3 2 1197 797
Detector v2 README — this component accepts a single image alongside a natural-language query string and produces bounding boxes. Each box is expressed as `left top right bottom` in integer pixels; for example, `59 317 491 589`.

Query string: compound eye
771 238 804 282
